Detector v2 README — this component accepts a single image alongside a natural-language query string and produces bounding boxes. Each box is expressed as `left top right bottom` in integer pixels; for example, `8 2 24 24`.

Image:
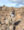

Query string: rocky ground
0 6 24 30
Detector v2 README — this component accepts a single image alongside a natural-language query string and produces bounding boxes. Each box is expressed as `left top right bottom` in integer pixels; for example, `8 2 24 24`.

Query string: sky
0 0 24 8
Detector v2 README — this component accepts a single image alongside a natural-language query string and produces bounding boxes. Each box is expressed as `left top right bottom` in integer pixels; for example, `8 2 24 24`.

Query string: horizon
0 0 24 8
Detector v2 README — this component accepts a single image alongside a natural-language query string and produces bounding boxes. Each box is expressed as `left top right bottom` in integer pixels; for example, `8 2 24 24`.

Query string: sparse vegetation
0 6 24 30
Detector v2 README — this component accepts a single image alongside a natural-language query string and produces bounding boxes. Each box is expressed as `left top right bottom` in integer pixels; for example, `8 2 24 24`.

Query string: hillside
0 6 24 30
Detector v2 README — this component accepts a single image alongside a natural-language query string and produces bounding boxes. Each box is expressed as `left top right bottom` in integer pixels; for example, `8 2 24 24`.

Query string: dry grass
0 6 24 30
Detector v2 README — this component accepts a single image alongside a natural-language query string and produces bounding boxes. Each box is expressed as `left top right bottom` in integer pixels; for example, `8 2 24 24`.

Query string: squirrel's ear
14 21 21 26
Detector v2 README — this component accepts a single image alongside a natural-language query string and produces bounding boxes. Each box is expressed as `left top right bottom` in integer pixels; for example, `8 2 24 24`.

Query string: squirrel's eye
0 21 1 24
